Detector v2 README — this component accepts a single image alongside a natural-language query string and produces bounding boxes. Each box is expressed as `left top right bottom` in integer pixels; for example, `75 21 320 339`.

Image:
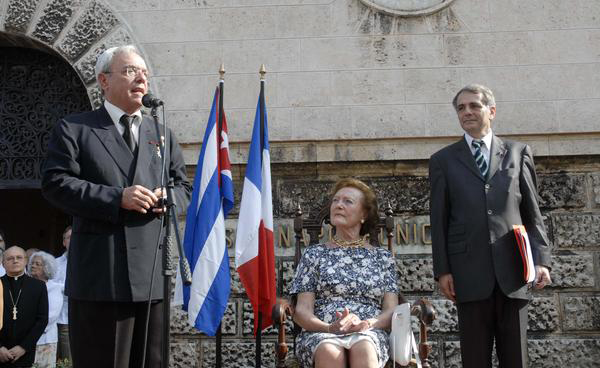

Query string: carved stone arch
0 40 84 251
0 0 149 108
0 41 91 186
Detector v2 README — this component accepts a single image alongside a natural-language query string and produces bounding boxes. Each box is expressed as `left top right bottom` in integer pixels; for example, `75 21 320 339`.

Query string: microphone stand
146 105 192 368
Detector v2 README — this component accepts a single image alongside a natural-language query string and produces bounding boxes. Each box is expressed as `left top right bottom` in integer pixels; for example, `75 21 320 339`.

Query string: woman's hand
328 307 357 334
328 308 371 334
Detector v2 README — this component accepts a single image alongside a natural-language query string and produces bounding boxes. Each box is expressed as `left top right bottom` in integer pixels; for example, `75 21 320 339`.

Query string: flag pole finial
259 64 266 80
219 63 226 80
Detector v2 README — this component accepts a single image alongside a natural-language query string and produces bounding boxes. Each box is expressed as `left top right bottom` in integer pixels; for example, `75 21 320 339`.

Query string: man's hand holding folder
513 225 552 289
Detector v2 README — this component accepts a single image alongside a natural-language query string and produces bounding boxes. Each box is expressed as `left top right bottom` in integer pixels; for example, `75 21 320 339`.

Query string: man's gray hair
452 84 496 110
27 250 57 280
94 45 142 81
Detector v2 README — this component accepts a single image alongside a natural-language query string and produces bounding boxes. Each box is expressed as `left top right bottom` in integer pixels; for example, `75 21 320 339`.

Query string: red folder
513 225 536 283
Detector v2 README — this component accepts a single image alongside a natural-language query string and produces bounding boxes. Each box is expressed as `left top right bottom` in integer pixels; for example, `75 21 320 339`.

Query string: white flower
335 284 346 293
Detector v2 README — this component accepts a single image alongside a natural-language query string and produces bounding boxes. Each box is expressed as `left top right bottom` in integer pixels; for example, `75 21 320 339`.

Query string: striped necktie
471 139 488 178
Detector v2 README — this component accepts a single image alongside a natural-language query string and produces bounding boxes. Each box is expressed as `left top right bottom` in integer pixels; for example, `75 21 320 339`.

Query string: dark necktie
120 115 136 152
471 139 488 178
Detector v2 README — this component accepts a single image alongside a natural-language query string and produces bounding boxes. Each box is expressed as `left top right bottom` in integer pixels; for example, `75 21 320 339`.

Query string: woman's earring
360 219 365 224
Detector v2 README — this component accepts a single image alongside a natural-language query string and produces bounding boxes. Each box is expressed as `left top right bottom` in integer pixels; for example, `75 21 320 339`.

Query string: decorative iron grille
0 46 91 188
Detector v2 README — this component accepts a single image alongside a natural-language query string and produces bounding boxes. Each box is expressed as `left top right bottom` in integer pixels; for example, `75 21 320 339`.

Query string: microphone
142 93 164 108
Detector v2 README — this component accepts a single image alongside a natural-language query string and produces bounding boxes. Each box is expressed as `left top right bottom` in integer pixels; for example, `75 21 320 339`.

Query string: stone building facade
0 0 599 367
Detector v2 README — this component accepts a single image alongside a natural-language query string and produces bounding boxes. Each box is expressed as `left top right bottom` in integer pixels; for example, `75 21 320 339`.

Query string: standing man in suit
429 84 552 367
0 246 48 368
42 45 191 368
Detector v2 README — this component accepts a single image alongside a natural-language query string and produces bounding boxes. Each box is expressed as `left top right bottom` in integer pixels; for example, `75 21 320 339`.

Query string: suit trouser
456 283 528 368
57 323 71 362
69 298 163 368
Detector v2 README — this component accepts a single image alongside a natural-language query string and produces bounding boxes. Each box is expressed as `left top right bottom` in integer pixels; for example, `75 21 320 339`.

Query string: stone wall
170 156 600 367
2 0 599 163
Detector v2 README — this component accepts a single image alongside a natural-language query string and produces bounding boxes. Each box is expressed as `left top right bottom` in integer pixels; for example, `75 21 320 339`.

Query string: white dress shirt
104 100 143 146
37 280 64 345
54 252 69 325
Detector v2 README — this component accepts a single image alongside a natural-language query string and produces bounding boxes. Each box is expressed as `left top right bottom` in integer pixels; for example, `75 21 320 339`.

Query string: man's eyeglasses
5 255 24 262
106 65 149 79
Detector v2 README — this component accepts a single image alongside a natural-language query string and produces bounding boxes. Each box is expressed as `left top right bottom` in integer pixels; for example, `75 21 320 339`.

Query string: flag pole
215 63 226 368
218 63 225 179
255 63 267 368
259 64 266 148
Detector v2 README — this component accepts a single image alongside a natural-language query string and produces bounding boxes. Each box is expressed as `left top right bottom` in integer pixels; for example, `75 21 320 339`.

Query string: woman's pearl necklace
332 234 368 248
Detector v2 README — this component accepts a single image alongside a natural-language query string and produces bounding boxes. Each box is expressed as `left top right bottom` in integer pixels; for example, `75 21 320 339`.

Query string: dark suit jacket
429 135 551 303
0 275 48 367
41 106 192 302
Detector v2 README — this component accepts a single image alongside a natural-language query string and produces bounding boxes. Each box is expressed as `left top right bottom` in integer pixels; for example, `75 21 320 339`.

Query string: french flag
235 84 276 334
182 87 233 336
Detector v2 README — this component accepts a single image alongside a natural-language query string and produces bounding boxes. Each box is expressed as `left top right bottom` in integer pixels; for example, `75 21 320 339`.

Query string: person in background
0 231 6 313
0 230 6 277
53 226 71 363
0 273 2 331
27 251 62 368
0 246 48 368
23 250 39 268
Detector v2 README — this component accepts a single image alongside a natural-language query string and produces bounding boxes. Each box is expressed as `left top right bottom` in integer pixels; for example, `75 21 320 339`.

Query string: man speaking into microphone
42 45 191 368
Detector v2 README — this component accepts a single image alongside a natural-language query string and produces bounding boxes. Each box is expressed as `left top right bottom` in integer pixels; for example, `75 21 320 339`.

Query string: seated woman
27 251 63 368
289 178 398 368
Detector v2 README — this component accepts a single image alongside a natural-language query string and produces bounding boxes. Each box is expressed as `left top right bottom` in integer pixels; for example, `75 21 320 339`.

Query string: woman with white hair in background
27 251 63 368
0 229 7 277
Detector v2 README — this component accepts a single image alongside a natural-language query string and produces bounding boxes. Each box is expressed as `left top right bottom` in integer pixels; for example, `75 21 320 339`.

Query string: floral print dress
289 244 398 368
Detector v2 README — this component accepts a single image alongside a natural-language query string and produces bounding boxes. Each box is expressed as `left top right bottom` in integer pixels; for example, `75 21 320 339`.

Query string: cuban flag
181 87 234 336
235 86 276 334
